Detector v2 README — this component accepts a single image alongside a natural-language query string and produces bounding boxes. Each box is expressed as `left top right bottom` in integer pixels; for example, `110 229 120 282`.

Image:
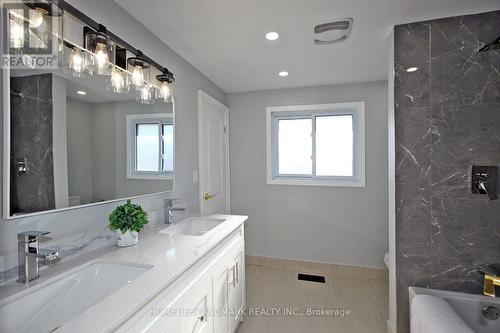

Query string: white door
198 90 230 214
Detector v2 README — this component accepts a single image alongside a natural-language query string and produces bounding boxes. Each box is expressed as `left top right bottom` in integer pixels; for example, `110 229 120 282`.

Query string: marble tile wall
395 10 500 333
10 74 55 215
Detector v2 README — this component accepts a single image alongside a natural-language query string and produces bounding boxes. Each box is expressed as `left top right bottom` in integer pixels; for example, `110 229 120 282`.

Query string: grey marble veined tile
395 9 500 333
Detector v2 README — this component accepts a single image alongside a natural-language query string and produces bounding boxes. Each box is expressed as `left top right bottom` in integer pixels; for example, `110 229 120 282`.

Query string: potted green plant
108 200 149 247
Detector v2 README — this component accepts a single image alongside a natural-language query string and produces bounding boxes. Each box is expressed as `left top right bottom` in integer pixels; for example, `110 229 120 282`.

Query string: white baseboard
246 255 388 281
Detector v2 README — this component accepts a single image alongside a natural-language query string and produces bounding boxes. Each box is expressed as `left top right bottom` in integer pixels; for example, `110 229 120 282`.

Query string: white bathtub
410 287 500 333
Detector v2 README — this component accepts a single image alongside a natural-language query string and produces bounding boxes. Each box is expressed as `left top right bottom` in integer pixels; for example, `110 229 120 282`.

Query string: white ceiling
115 0 500 93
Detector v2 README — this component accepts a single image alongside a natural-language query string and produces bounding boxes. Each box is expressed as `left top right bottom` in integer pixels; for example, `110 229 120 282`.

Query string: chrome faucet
18 231 59 283
165 199 185 224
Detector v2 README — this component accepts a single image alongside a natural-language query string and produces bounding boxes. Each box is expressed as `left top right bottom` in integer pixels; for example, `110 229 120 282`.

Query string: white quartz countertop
0 214 247 333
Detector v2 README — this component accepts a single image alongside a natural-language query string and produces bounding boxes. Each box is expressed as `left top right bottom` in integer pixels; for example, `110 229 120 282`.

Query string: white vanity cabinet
118 225 245 333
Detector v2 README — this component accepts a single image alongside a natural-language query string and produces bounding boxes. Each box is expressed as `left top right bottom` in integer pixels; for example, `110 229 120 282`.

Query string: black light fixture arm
157 67 175 83
57 0 173 80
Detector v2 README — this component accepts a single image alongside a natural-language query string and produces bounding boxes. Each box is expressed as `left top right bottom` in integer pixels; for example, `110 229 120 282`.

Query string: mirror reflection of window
136 123 160 172
127 114 174 180
162 124 174 172
135 122 174 173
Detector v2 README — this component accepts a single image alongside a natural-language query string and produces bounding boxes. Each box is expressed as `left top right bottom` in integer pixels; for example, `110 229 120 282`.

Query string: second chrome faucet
165 199 185 224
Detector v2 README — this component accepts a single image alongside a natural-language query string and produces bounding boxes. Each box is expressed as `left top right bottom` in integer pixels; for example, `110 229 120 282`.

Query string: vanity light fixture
406 67 418 72
28 7 44 28
23 1 64 52
128 50 150 90
76 90 86 95
278 71 289 77
68 47 87 77
265 31 280 41
37 0 176 105
156 68 175 103
136 83 155 104
8 10 25 51
108 66 130 94
85 24 115 75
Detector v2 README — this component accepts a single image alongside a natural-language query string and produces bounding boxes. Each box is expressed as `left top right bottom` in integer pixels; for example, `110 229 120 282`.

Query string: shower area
393 9 500 333
9 73 55 215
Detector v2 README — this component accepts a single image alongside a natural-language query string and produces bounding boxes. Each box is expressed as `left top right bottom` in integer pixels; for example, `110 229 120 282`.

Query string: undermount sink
0 261 151 333
159 217 226 236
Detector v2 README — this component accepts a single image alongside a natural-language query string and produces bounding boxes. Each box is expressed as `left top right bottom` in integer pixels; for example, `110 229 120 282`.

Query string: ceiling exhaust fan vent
313 18 353 45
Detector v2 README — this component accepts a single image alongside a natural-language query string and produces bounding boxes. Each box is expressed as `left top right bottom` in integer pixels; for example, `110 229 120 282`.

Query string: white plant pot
116 230 139 247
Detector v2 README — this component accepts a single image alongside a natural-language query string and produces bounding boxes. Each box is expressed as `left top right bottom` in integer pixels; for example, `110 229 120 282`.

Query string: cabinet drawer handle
235 262 239 284
231 265 236 287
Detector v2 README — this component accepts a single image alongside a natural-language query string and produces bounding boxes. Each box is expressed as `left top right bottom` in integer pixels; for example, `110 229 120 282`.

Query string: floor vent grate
298 273 326 283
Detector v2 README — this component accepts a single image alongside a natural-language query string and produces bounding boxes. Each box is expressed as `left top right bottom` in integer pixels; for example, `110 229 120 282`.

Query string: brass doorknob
204 193 215 201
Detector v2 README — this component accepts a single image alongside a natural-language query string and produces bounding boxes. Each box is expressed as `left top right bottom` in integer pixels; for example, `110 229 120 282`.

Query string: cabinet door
228 250 243 333
124 266 214 333
212 264 230 333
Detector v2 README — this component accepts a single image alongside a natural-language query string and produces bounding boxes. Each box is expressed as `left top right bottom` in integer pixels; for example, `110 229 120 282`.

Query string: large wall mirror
3 40 175 218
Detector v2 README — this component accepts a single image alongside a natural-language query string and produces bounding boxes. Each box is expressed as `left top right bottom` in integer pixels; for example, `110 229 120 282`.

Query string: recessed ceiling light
265 32 280 41
77 90 86 95
406 67 418 72
278 71 289 77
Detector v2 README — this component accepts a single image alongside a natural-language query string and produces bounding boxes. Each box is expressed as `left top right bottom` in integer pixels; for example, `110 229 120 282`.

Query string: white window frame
266 102 365 187
126 114 174 180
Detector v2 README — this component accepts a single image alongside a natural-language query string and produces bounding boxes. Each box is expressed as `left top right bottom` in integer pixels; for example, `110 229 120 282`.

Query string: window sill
127 173 174 180
267 177 365 187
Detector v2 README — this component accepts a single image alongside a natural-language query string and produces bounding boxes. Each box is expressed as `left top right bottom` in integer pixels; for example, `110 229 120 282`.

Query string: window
266 102 365 187
127 114 174 179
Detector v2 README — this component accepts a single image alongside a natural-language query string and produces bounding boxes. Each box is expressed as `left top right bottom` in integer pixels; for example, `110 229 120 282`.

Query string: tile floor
237 263 388 333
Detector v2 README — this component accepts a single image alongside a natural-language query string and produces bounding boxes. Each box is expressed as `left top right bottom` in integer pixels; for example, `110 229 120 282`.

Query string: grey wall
67 98 94 204
394 10 500 333
228 81 388 268
0 0 226 271
90 102 117 202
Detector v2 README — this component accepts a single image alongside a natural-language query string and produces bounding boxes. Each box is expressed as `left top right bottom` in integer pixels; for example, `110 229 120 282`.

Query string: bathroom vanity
119 218 245 333
0 215 247 333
